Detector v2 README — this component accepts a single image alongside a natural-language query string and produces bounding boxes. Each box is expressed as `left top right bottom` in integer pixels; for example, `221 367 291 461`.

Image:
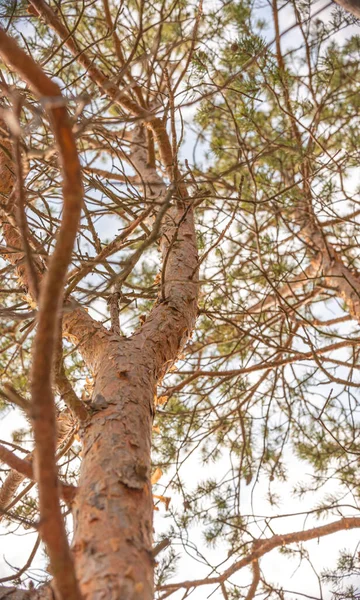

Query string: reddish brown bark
0 28 82 600
0 2 200 595
72 348 155 599
71 192 198 597
0 30 198 600
71 139 198 598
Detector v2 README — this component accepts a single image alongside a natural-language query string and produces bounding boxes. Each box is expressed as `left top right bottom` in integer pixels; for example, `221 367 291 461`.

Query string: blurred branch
159 517 360 593
0 444 76 504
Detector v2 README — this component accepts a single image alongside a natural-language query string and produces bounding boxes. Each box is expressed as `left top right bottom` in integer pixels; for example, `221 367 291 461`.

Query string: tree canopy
0 1 360 599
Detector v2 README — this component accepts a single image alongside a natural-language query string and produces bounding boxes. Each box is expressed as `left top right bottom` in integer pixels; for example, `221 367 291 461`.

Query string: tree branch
158 517 360 592
0 117 106 373
0 28 82 600
244 557 260 600
28 0 188 196
167 338 360 392
0 586 52 599
0 535 41 584
0 444 76 506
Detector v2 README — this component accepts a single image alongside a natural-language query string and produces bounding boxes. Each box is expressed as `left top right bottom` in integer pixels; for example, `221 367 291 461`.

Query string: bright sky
1 1 360 599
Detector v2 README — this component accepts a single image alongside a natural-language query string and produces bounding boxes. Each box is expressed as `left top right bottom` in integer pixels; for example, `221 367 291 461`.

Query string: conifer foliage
0 1 360 599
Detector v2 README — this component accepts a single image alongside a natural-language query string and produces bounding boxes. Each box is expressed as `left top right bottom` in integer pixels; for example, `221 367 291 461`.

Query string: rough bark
72 345 155 600
72 131 198 598
0 54 198 600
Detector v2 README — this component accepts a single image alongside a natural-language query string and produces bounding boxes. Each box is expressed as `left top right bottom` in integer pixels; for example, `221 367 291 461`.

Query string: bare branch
0 586 51 599
159 517 360 593
0 444 76 504
0 27 82 600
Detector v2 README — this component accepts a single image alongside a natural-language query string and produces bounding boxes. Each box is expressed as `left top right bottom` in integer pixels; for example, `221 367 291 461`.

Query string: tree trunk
70 199 198 597
0 27 198 593
72 346 155 600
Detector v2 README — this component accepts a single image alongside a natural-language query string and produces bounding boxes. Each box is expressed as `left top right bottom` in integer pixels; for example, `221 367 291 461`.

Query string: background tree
0 1 359 600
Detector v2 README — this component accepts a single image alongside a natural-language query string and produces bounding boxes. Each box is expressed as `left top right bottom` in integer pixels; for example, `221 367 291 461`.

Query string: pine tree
0 1 360 599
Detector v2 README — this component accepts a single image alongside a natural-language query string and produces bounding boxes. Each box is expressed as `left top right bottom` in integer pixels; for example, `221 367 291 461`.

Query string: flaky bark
72 131 198 598
0 20 198 600
72 343 155 599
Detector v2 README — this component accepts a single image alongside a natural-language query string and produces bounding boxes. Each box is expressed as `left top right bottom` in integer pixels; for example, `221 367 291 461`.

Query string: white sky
1 1 360 598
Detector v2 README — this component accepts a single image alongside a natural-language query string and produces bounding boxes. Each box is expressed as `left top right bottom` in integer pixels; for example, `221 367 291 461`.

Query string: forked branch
0 28 82 600
159 517 360 593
